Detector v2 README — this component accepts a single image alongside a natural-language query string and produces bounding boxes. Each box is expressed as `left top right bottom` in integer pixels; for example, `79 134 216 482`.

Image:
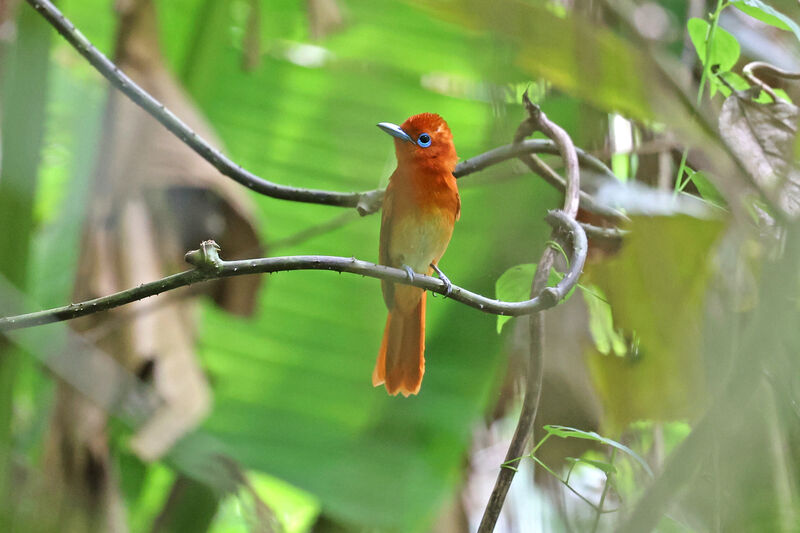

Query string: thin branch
515 151 627 222
591 448 616 533
580 222 628 241
26 0 376 208
459 138 625 222
454 139 616 182
521 94 581 219
530 456 616 513
742 61 800 103
26 0 623 219
0 211 587 332
511 94 614 222
478 94 583 533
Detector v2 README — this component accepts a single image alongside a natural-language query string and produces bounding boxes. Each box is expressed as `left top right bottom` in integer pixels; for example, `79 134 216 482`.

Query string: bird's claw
431 263 452 297
402 264 415 282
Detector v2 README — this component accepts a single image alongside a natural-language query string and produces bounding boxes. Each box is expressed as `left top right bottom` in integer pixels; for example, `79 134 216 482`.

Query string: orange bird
372 113 460 397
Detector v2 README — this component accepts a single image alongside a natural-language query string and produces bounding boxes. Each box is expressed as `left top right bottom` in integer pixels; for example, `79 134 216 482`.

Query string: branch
27 0 373 207
520 95 581 218
26 0 624 220
456 139 626 222
742 61 800 103
0 211 587 332
478 93 583 533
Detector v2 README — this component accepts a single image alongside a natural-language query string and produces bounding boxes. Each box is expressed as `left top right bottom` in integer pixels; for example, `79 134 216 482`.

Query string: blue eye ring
417 133 432 148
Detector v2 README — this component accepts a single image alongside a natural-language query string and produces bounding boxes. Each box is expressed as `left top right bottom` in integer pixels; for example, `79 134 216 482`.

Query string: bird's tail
372 292 426 397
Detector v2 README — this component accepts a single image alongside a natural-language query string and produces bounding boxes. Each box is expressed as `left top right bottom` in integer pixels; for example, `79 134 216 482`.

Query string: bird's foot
401 264 415 282
430 263 452 297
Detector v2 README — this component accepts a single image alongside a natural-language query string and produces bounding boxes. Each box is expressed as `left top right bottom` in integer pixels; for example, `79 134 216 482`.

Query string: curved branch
742 61 800 103
478 95 583 533
525 98 581 218
454 139 615 181
0 211 587 332
26 0 623 219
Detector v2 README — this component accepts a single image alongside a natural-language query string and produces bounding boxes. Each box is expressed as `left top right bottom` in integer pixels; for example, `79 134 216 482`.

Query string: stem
696 0 725 104
532 456 602 511
591 448 616 533
674 0 726 194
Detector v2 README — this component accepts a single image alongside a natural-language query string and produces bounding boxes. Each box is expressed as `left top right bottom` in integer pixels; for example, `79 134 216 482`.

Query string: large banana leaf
41 0 559 530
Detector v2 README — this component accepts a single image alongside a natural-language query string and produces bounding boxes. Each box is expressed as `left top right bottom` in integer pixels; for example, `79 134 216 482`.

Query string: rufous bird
372 113 460 397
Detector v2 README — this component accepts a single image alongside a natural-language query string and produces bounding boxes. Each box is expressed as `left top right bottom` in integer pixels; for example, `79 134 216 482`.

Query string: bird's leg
401 264 415 282
430 263 452 297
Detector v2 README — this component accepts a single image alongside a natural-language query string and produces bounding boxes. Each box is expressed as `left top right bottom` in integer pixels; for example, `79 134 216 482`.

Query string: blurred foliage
587 216 725 433
18 0 556 531
0 5 52 528
3 0 800 531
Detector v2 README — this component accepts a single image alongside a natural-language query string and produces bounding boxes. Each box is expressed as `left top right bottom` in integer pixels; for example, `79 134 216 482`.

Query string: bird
372 113 461 397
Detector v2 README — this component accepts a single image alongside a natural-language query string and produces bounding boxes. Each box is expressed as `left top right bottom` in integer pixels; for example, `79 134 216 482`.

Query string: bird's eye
417 133 432 148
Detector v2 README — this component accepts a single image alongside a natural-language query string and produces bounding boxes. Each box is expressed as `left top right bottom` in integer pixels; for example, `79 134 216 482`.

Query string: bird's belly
389 209 454 274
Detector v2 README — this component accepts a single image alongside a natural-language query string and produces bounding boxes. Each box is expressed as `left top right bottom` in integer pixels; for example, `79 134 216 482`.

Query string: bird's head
377 113 457 171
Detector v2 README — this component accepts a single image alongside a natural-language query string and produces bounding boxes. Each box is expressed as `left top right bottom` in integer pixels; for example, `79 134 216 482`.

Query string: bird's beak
377 122 413 143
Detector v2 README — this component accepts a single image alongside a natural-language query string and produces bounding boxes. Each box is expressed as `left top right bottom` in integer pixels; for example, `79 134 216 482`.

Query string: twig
515 151 627 222
580 222 628 241
0 211 587 332
26 0 623 220
455 138 625 221
742 61 800 103
520 94 581 217
532 456 601 511
454 139 616 182
591 448 616 533
477 93 583 533
26 0 378 207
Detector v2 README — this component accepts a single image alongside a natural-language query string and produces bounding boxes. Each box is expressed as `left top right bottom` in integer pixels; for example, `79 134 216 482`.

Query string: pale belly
387 208 454 274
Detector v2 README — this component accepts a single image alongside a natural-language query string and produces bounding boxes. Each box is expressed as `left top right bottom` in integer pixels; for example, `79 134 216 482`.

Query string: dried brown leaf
46 5 266 516
719 91 800 217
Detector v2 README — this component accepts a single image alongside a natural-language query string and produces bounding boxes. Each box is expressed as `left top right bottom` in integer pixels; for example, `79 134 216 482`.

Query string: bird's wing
379 178 396 309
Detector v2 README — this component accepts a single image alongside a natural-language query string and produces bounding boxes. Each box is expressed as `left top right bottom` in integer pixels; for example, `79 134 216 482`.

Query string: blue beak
377 122 413 143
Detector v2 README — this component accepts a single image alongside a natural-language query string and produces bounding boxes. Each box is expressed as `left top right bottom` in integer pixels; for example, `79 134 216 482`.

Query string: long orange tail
372 292 426 397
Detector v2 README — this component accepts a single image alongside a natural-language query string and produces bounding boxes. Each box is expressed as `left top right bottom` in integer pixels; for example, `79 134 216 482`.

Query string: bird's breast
387 204 456 275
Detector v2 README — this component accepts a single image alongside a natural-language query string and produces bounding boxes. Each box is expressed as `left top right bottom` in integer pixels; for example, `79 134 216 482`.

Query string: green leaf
494 263 568 334
687 18 741 73
687 170 727 208
719 71 750 91
495 263 536 334
581 285 627 356
732 0 800 42
715 70 747 98
565 456 618 475
544 425 653 476
773 88 793 104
